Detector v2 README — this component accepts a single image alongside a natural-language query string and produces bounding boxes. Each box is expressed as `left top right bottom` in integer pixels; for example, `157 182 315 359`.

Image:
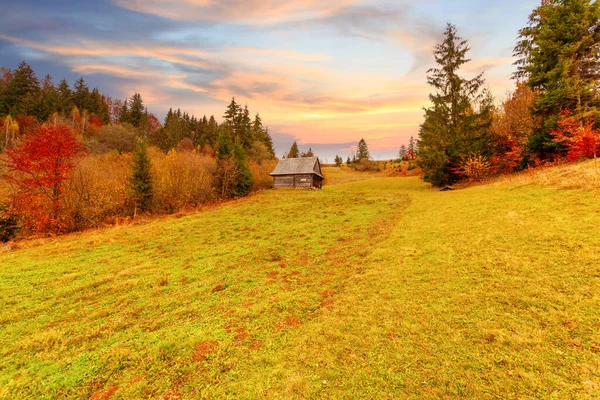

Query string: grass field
1 164 600 398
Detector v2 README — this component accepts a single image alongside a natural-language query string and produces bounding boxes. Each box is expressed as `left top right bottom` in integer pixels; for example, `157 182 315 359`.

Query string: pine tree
287 141 300 158
304 147 314 157
233 143 253 197
5 62 40 116
398 145 408 160
129 140 153 213
128 93 145 129
418 23 493 186
238 104 253 149
356 138 370 161
334 155 343 167
73 77 91 113
56 79 73 115
217 124 233 160
37 74 58 121
223 97 240 131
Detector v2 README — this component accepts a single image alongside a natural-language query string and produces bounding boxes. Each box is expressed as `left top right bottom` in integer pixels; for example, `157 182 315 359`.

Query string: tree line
0 62 277 239
418 0 600 187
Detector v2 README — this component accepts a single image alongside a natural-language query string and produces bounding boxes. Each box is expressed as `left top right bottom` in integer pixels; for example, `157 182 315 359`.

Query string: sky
0 0 540 161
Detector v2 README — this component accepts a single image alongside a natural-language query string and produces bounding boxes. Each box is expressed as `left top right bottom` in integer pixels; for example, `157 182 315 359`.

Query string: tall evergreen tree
73 77 91 113
216 124 233 160
238 104 253 148
5 62 40 116
287 141 300 158
37 74 58 121
233 143 253 197
356 138 370 161
398 145 408 160
252 113 275 158
129 140 153 213
56 79 73 115
417 23 493 186
128 93 145 128
0 68 13 116
223 97 240 131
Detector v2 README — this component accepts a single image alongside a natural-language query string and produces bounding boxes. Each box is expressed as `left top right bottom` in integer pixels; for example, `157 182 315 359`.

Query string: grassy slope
1 166 599 399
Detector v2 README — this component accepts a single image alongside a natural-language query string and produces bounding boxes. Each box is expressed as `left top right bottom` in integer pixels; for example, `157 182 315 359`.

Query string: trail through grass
1 168 599 398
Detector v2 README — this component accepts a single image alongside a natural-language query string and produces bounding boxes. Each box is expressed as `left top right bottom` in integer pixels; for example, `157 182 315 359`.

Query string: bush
151 149 217 213
249 159 278 191
63 153 132 228
462 155 491 182
355 160 380 172
87 124 137 154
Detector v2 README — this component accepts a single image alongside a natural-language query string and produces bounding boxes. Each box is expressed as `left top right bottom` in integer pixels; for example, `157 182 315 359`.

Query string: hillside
1 164 600 398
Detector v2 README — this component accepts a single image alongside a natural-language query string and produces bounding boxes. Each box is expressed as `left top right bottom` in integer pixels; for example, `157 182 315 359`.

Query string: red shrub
553 111 600 161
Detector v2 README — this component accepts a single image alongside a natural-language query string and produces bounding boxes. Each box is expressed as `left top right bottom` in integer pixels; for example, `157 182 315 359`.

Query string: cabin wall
294 174 313 188
273 176 294 188
273 174 319 189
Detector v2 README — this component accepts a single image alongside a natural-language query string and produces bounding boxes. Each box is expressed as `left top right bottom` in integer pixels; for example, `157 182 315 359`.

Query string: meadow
1 163 599 399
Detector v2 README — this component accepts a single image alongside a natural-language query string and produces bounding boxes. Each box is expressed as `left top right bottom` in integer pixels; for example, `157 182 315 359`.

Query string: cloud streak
0 0 538 160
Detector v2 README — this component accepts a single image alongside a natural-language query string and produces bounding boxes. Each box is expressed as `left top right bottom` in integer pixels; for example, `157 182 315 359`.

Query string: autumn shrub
552 111 600 161
86 124 137 154
462 155 492 182
63 153 131 228
249 159 278 191
151 149 217 213
176 138 195 153
355 160 380 172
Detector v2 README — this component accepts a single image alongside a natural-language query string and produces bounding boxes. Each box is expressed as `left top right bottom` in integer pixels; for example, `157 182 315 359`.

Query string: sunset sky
1 0 539 160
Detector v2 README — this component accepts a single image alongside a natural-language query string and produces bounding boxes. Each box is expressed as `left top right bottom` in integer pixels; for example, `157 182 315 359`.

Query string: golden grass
1 163 600 398
492 159 600 190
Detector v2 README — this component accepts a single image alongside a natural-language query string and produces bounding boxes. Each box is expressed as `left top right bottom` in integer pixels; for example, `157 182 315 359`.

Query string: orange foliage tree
491 83 539 172
3 124 84 234
552 111 600 161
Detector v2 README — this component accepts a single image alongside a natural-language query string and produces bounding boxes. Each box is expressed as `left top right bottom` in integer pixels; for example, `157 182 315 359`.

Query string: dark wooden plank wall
273 174 318 188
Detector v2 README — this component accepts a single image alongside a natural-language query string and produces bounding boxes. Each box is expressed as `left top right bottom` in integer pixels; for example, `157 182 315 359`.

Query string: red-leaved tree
3 124 84 234
552 111 600 161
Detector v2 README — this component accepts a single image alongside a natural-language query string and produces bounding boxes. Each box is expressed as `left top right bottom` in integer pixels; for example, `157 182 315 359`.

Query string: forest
417 0 600 187
0 64 279 240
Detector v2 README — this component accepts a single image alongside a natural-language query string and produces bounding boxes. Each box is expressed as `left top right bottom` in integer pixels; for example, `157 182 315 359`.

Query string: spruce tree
223 97 240 130
356 138 370 161
56 79 73 115
5 62 40 116
129 140 153 212
233 143 253 197
128 93 145 129
418 23 493 186
398 145 408 160
287 141 300 158
73 77 90 113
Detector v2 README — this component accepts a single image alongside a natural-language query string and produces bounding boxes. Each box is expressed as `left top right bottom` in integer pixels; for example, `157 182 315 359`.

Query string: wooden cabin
270 157 324 189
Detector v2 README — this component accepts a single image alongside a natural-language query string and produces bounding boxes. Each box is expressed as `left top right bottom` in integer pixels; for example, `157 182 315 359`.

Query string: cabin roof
269 157 324 178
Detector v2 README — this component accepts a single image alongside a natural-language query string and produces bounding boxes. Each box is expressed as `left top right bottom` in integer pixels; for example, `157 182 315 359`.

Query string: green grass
1 167 600 398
